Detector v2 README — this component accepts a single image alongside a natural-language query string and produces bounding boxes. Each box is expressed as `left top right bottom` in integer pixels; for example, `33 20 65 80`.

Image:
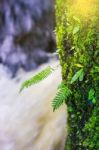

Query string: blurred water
0 61 67 150
0 0 55 76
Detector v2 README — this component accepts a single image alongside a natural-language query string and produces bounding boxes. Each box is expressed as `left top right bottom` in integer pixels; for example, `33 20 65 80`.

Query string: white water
0 61 67 150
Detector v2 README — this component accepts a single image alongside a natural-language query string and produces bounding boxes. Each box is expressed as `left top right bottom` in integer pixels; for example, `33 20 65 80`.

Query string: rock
0 0 55 76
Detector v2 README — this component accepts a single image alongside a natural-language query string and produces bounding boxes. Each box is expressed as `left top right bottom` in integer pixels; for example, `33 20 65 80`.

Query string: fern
52 83 72 111
20 66 53 92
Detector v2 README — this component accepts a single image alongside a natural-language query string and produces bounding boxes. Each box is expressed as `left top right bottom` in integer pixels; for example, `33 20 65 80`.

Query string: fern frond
20 66 53 92
52 83 72 111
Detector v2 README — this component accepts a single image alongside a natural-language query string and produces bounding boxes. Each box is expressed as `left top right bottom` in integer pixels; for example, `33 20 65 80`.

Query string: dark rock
0 0 55 76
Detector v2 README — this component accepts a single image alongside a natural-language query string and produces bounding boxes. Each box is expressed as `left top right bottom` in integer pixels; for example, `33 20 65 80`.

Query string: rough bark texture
56 0 99 149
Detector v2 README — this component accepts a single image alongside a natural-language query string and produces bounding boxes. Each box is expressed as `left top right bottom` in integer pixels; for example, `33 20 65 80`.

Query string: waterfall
0 60 67 150
0 0 55 76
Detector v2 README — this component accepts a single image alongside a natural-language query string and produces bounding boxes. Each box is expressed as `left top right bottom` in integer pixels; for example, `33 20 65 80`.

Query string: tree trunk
56 0 99 149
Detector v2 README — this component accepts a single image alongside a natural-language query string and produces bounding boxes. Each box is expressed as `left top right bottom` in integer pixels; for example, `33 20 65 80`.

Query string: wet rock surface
0 0 55 76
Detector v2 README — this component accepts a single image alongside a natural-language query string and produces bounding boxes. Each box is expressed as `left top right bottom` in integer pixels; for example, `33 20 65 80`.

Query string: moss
56 0 99 149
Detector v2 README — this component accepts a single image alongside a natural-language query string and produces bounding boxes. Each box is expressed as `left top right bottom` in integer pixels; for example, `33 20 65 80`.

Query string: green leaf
88 89 96 104
73 16 81 23
57 82 66 89
92 66 99 73
92 98 96 104
88 88 95 100
75 64 83 68
20 66 53 92
79 70 84 81
71 69 84 84
73 26 80 34
68 106 73 112
52 83 72 111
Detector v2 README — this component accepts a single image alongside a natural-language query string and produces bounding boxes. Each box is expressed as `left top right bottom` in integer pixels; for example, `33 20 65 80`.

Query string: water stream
0 60 67 150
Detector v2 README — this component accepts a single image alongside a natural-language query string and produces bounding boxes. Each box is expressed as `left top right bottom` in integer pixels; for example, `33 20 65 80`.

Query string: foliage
70 69 84 84
20 64 73 112
20 66 53 92
20 65 72 111
83 107 99 149
88 88 96 104
52 83 72 111
56 0 99 149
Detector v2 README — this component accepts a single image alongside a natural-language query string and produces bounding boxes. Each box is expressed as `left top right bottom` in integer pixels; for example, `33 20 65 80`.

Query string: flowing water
0 0 66 149
0 60 67 150
0 0 55 76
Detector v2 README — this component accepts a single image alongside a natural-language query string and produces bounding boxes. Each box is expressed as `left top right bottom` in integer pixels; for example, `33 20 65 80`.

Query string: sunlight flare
71 0 97 19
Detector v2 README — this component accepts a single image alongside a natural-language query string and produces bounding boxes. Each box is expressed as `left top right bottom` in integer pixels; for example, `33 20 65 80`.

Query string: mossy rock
55 0 99 149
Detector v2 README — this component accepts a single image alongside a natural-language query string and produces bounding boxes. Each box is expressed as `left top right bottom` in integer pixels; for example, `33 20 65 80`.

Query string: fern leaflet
52 83 72 111
20 66 53 92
